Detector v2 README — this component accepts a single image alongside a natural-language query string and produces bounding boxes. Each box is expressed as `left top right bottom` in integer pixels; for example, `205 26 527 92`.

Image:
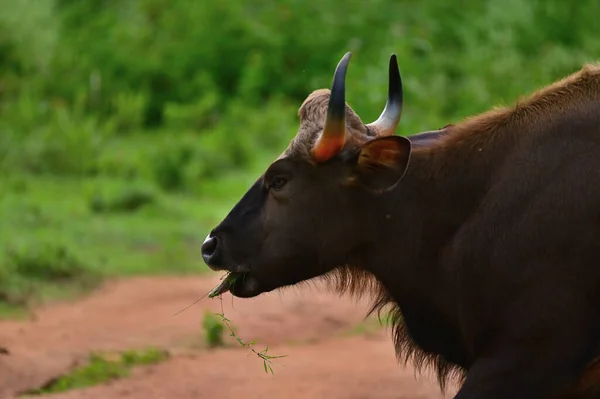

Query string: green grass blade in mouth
208 272 241 298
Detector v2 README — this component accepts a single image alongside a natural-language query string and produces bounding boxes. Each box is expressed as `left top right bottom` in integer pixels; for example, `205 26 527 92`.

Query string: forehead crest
283 52 404 161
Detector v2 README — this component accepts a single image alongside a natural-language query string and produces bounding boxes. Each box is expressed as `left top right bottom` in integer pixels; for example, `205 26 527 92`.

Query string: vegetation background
1 0 598 314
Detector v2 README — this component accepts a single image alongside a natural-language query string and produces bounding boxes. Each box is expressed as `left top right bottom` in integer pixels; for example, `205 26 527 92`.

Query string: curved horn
366 54 403 136
312 52 352 163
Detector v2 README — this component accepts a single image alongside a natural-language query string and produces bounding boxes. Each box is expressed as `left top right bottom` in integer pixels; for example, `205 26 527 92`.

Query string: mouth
208 272 242 297
208 271 266 298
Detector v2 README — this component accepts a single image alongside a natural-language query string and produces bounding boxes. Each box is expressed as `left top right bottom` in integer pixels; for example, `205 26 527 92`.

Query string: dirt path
0 274 457 399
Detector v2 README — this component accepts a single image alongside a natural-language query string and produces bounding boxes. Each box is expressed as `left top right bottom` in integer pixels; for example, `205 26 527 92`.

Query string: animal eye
269 176 287 191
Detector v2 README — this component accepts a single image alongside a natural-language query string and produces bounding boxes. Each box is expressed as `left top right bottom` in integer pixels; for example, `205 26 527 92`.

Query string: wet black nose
201 234 222 268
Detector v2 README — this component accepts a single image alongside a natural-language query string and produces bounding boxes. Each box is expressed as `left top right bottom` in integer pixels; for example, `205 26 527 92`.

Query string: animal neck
341 135 512 384
339 62 600 386
354 62 600 297
356 143 498 314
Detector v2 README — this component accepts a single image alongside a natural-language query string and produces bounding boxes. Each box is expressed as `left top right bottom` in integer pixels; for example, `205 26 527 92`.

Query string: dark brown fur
421 63 600 179
203 61 600 398
319 265 466 391
293 63 600 392
324 63 600 395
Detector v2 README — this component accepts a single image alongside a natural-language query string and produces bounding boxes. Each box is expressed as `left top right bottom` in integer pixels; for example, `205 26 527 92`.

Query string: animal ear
349 136 411 193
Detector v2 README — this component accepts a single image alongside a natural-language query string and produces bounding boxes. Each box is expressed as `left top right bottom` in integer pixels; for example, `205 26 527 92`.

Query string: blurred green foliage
0 0 599 312
202 311 225 348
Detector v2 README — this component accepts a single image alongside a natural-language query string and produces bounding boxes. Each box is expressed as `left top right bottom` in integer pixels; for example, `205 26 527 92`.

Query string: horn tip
335 52 353 72
389 54 399 68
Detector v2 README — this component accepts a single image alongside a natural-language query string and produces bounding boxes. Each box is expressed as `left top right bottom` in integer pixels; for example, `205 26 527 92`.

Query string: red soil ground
0 274 457 399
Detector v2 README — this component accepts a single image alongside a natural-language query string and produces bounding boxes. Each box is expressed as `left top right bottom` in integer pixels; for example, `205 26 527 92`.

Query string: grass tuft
23 348 169 396
0 242 101 311
202 311 225 347
89 186 157 214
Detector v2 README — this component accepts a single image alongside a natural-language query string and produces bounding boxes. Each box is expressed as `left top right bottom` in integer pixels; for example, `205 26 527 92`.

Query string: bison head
201 52 411 298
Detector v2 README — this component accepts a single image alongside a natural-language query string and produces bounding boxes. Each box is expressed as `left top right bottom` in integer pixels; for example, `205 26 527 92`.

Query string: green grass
3 0 600 321
212 304 288 375
202 311 225 348
0 302 29 320
0 141 273 317
22 348 169 396
341 313 396 337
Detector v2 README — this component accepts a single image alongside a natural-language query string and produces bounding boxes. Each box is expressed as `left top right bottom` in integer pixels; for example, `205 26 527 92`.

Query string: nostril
201 235 218 263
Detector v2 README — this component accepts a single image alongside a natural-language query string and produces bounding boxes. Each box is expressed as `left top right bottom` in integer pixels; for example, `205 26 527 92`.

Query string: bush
0 241 100 307
89 185 157 214
2 0 600 178
202 311 225 348
0 95 106 176
6 243 91 282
